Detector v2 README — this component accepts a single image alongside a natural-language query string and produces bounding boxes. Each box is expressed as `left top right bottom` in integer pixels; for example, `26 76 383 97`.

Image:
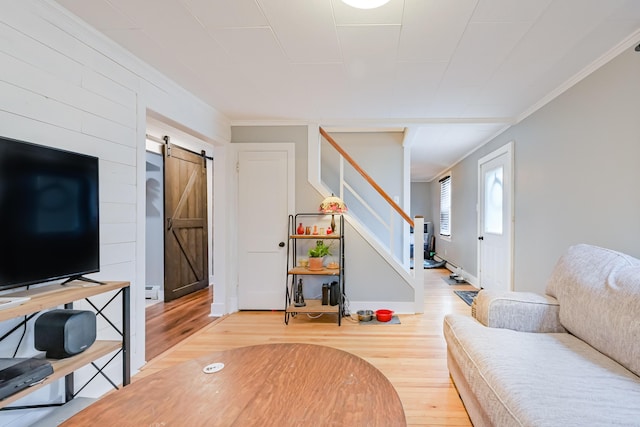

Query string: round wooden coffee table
64 343 406 426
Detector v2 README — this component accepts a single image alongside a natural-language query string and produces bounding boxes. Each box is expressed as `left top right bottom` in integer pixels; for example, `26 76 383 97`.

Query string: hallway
145 285 217 361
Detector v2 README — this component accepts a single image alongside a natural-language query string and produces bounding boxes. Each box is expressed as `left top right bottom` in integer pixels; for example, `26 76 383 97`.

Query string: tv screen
0 136 99 291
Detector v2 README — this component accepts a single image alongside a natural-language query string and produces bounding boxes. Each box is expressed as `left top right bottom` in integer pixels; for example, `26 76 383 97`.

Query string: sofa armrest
472 290 565 333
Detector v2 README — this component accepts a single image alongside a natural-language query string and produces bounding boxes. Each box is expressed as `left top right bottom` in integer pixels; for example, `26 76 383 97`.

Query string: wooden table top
63 343 406 426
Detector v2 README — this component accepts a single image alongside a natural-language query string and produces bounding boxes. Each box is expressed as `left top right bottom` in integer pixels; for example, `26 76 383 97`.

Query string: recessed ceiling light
341 0 391 9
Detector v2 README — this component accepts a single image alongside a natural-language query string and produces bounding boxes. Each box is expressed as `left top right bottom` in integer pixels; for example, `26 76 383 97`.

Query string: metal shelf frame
285 213 345 325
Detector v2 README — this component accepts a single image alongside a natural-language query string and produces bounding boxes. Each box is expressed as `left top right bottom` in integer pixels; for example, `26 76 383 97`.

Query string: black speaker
35 310 97 359
329 281 339 306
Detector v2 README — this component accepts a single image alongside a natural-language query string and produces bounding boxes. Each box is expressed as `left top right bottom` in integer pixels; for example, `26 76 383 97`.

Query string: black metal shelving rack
284 213 345 325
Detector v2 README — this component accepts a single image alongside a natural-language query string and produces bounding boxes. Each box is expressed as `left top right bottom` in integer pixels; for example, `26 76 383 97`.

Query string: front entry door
237 144 294 310
164 143 209 302
478 142 513 291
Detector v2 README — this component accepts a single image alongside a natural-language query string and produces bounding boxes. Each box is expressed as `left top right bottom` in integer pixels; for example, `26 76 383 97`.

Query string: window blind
440 175 451 236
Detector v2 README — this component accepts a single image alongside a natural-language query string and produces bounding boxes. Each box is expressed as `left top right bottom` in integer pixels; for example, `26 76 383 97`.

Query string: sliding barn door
164 143 208 302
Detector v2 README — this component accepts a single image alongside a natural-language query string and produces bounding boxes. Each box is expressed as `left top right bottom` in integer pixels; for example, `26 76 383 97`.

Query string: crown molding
516 28 640 124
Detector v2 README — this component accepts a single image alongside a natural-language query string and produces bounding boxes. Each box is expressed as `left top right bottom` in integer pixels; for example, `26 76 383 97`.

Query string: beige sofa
443 244 640 426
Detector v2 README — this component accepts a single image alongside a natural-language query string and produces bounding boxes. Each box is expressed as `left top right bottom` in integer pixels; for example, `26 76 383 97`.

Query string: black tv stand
61 275 105 285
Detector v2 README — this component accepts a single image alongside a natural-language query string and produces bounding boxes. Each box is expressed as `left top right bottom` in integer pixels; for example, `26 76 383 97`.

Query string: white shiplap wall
0 1 230 425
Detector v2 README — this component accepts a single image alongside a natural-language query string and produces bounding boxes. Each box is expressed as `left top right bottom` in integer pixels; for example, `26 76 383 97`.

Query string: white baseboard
447 266 478 288
210 302 226 317
228 296 239 314
464 273 479 288
435 256 480 289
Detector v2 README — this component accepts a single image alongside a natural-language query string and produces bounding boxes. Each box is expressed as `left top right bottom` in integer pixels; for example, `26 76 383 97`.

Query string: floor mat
358 315 401 325
454 290 478 306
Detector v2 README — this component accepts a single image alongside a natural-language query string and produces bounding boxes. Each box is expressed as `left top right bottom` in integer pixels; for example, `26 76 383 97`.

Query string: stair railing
320 128 413 228
319 127 413 264
318 127 424 312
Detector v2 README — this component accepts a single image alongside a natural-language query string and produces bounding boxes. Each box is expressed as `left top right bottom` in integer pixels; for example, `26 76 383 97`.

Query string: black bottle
294 278 306 307
321 283 330 305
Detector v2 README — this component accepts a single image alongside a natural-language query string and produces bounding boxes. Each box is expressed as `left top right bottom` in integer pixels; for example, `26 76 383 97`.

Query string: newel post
414 216 424 313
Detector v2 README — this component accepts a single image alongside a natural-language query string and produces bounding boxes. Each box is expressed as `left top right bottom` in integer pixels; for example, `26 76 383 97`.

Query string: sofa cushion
444 314 640 426
545 244 640 376
472 290 565 333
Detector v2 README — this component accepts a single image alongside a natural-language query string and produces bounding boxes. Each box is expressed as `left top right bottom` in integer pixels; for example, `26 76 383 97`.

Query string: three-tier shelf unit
284 213 344 325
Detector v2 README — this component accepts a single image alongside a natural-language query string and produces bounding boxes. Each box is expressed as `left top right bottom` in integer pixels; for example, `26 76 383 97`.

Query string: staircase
310 127 424 314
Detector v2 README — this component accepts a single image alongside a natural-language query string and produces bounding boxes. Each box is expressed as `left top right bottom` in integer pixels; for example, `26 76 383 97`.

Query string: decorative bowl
375 309 394 322
357 309 374 322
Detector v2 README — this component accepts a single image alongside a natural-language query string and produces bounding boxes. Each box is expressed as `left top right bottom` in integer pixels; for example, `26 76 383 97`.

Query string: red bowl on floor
375 309 394 322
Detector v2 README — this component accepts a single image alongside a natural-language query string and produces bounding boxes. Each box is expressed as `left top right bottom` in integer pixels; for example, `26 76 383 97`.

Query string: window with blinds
439 175 451 237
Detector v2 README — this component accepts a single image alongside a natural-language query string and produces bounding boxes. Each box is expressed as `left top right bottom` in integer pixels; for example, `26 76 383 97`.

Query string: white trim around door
235 143 295 310
477 142 514 291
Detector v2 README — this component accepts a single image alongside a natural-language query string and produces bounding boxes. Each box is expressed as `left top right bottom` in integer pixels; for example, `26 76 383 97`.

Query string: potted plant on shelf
308 240 331 271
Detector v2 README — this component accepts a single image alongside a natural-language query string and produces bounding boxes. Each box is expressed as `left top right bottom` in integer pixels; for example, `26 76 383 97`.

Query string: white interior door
237 145 294 309
478 142 513 291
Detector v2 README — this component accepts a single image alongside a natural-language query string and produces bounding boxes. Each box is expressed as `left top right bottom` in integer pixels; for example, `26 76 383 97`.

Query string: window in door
439 175 451 237
484 166 503 235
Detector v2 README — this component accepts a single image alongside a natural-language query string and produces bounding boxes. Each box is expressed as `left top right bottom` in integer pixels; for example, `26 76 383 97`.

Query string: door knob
278 242 285 247
478 236 484 240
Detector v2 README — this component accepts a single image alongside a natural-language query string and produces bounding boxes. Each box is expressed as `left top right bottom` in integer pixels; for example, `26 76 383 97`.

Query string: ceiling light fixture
341 0 391 9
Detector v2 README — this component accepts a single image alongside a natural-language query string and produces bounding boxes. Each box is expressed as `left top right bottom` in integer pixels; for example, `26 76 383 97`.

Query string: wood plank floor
140 269 476 426
145 285 217 361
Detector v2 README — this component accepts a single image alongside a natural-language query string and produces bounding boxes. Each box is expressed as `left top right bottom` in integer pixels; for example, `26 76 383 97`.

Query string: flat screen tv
0 136 99 291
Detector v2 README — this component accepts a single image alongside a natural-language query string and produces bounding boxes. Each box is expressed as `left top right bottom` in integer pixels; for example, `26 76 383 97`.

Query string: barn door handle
278 242 285 247
167 218 173 230
478 236 484 240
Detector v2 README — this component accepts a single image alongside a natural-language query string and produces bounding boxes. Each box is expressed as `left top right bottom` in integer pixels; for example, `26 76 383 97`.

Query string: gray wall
328 131 404 201
430 46 640 293
323 132 405 257
410 181 431 220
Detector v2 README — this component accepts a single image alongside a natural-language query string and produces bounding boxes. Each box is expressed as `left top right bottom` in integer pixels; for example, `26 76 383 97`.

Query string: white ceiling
56 0 640 181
